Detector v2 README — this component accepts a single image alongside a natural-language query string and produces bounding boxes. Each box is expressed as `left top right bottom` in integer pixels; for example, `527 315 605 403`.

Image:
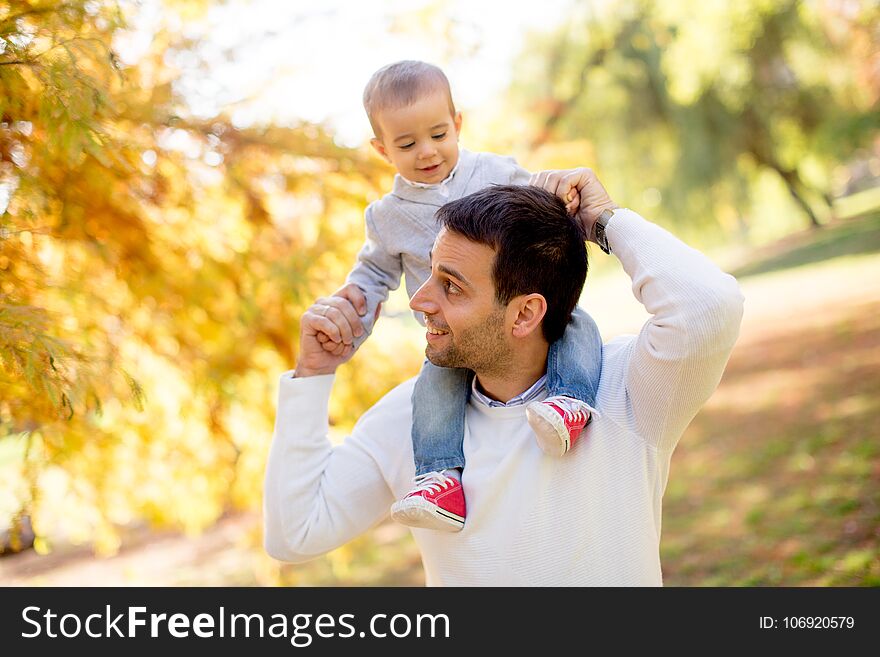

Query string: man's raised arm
532 168 744 455
605 207 743 454
263 299 395 563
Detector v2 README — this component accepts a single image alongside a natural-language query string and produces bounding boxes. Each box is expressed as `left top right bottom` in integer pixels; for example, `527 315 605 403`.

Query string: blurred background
1 0 878 586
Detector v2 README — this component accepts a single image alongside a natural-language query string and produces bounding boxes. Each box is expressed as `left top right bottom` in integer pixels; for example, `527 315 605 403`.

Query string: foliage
501 0 880 235
0 0 416 553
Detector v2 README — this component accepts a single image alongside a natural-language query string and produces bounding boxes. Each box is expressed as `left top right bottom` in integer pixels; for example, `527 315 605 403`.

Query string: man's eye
432 132 447 140
444 280 461 295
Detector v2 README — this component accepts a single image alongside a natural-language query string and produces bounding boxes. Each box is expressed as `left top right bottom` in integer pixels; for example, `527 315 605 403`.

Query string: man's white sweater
263 210 744 586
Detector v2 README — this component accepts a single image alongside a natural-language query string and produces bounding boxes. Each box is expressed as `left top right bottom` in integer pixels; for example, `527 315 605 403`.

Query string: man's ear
370 137 391 163
509 293 547 339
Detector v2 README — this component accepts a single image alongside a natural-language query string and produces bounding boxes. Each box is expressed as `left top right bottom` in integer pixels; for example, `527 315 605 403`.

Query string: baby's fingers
565 189 580 215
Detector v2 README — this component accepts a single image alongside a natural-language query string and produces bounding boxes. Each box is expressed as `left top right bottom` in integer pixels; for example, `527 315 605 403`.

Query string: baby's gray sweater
346 149 530 335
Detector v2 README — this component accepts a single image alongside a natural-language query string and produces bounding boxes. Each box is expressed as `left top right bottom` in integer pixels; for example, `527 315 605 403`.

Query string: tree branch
0 4 79 29
1 36 113 69
531 18 642 149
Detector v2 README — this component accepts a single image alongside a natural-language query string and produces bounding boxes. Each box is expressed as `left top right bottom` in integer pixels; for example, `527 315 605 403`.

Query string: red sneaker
391 472 466 532
526 395 592 457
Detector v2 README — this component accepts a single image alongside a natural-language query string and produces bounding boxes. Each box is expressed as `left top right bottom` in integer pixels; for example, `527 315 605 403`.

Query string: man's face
371 91 462 184
409 228 513 374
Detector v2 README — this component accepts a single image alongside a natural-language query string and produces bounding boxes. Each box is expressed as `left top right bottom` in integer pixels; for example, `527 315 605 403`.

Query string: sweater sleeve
263 373 397 563
345 203 403 339
607 210 744 455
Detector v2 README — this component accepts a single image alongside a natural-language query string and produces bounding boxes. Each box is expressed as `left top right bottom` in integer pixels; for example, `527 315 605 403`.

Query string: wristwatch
594 207 616 255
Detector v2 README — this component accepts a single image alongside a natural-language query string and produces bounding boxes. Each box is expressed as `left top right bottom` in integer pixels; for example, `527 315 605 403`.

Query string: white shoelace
547 395 591 422
409 471 454 495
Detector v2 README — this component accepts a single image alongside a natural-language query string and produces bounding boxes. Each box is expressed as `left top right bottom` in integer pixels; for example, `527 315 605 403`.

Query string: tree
1 0 417 554
505 0 879 233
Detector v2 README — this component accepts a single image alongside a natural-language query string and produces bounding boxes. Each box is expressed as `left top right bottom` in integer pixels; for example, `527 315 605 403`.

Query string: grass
660 214 880 585
660 295 880 585
729 211 880 279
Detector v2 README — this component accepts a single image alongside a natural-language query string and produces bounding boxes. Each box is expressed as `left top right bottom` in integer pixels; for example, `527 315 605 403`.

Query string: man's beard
425 306 512 375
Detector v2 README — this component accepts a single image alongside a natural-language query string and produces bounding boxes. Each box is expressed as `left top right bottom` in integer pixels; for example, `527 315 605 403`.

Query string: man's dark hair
436 185 588 343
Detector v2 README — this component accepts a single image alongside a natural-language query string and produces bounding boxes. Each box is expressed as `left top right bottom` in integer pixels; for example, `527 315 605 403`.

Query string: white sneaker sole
526 402 571 457
390 497 464 533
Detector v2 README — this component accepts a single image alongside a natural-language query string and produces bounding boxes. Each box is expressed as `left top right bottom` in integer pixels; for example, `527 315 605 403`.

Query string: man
263 169 744 585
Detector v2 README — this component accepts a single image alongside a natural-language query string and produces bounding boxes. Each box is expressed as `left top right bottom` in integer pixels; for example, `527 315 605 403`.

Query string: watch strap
594 208 615 254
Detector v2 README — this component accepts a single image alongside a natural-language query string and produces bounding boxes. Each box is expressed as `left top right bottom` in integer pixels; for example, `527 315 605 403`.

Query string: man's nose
410 278 438 314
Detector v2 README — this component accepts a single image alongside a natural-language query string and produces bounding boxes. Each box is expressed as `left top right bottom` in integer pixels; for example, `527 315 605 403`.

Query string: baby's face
371 92 462 184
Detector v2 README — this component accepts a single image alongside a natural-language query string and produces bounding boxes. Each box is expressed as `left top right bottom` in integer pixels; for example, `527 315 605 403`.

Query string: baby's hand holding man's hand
529 168 617 243
311 283 368 352
294 285 375 377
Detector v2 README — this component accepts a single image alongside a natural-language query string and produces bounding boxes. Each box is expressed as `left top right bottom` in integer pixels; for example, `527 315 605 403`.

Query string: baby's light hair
363 60 456 138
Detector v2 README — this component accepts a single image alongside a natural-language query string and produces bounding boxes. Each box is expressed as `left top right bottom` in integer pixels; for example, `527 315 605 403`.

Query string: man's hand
529 168 618 242
294 286 379 378
316 283 369 353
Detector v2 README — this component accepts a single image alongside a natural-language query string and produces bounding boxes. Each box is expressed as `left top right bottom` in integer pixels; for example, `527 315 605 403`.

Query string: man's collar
470 375 548 408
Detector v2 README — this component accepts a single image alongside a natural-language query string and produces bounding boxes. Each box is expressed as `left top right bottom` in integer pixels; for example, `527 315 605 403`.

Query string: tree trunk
747 144 823 229
777 167 822 229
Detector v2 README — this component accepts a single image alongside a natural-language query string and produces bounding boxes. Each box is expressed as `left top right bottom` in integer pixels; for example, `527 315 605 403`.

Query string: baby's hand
564 189 580 216
531 169 581 215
